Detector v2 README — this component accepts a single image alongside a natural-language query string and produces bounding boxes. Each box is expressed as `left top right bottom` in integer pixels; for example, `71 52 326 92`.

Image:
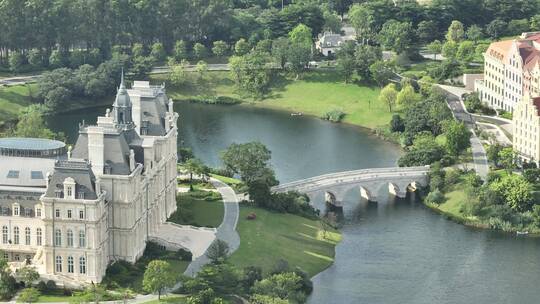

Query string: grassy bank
153 69 392 130
0 84 36 124
228 205 341 277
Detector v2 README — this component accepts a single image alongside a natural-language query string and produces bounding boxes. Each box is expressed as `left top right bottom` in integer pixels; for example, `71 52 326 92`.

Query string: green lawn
228 206 341 277
153 69 393 130
169 191 224 228
0 84 36 123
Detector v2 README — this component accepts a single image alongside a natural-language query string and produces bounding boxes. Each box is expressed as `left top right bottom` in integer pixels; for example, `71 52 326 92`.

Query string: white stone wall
513 95 540 162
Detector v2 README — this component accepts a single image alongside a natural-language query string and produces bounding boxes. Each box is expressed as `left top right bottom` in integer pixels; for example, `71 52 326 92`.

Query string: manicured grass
169 191 224 228
210 174 242 186
0 84 36 123
228 205 341 277
153 69 393 130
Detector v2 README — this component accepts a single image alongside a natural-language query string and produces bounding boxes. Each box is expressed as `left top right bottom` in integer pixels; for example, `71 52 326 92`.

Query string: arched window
79 230 85 248
55 256 62 272
2 226 7 244
13 227 19 245
67 230 73 247
55 229 61 246
25 227 30 245
36 228 42 246
79 257 86 274
67 256 74 273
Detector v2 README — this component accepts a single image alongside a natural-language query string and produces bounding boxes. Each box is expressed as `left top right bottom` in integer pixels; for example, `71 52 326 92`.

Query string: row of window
55 208 84 220
2 226 41 246
55 255 86 274
54 229 86 248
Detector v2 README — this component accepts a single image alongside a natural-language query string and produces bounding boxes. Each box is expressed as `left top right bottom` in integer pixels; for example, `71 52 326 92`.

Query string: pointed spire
119 68 125 90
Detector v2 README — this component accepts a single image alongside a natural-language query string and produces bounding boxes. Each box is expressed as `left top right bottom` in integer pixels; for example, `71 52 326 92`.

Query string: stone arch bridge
272 166 430 206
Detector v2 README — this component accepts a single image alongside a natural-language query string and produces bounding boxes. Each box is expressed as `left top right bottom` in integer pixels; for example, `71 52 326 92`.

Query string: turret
112 70 134 129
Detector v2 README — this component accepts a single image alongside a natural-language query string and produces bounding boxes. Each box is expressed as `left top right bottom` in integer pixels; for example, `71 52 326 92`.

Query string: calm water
50 103 540 304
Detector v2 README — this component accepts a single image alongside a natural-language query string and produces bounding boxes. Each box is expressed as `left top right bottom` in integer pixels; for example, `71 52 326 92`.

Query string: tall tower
112 71 134 129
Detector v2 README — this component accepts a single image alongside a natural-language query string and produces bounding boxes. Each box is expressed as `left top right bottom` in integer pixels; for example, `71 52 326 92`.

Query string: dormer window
55 190 62 198
104 165 111 175
12 204 19 216
78 192 85 200
63 177 76 199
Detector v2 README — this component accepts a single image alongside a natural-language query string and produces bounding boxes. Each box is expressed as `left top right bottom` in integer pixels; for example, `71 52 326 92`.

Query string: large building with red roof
477 32 540 112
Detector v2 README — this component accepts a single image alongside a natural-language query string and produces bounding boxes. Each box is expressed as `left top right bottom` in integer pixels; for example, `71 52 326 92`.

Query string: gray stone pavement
438 85 489 180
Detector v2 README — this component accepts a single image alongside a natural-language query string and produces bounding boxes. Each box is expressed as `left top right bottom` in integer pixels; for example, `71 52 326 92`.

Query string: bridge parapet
271 166 430 203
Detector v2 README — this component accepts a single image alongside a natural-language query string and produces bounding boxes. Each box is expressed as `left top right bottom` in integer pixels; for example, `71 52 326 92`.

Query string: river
50 102 540 304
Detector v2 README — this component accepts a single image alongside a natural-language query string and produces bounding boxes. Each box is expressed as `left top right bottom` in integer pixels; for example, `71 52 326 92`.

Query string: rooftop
0 138 65 150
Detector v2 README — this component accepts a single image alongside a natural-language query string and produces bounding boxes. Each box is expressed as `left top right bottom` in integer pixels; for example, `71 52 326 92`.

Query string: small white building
316 32 347 56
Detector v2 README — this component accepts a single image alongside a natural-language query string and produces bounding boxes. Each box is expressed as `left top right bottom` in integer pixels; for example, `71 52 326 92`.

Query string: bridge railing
272 166 429 192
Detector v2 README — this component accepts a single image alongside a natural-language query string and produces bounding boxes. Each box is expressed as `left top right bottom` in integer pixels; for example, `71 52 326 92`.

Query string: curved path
183 177 240 277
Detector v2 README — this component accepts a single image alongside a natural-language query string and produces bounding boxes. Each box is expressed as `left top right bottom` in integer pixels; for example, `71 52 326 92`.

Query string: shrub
45 280 56 291
177 248 193 261
246 212 257 220
390 114 405 133
322 109 345 122
36 281 47 293
425 189 444 204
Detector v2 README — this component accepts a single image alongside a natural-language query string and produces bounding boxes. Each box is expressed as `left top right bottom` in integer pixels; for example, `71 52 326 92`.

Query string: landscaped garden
169 189 224 228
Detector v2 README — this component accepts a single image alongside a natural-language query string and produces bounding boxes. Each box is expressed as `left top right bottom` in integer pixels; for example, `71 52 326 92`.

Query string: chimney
87 126 105 176
129 149 136 172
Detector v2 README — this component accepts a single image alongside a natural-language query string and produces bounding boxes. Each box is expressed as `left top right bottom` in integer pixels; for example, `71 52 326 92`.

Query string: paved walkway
438 85 489 180
183 178 240 277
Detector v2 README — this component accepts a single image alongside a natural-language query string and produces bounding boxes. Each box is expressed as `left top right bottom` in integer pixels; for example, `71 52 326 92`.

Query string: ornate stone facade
0 77 178 286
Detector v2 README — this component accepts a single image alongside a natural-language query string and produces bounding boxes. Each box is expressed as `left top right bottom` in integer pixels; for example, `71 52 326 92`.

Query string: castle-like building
0 76 178 285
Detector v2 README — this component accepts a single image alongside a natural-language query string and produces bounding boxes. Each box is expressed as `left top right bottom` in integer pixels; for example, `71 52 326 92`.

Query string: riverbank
151 69 393 130
229 205 342 278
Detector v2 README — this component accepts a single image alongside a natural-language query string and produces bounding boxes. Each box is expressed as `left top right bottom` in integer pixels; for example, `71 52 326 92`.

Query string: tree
322 10 341 33
442 41 458 60
354 44 382 81
150 42 166 62
28 50 43 68
132 43 145 57
228 51 272 99
466 25 484 43
508 19 530 35
456 41 475 64
9 52 25 73
390 114 405 133
443 120 471 156
185 158 205 183
193 43 207 60
169 60 190 87
396 85 420 108
14 105 55 139
426 40 442 60
336 41 356 83
206 239 229 263
49 50 66 68
487 143 504 167
287 43 311 79
0 256 16 300
220 142 272 184
174 40 188 61
498 147 516 173
416 20 438 44
531 14 540 31
379 84 398 112
251 272 305 302
378 20 415 55
271 38 290 69
19 267 40 287
490 175 533 212
288 24 312 48
18 288 39 303
369 60 394 87
348 4 375 43
143 260 175 300
445 20 465 43
486 19 507 40
235 39 251 56
69 50 85 68
212 41 229 57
